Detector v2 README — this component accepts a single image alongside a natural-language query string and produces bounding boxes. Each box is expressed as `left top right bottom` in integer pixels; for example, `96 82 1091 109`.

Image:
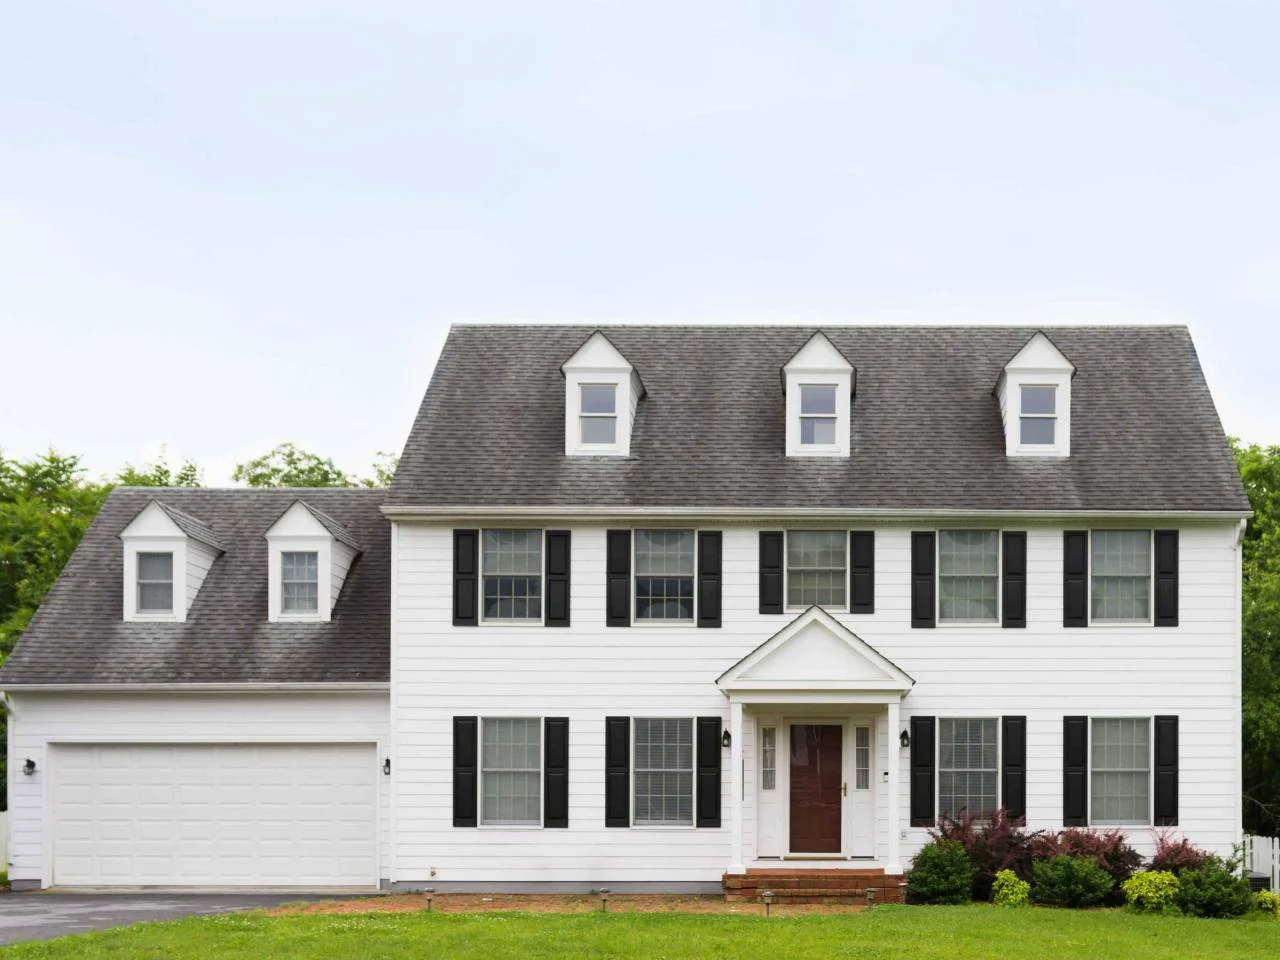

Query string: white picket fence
1245 834 1279 890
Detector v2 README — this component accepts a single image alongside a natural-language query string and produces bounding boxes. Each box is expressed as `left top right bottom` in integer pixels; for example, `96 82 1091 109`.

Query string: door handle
842 782 847 797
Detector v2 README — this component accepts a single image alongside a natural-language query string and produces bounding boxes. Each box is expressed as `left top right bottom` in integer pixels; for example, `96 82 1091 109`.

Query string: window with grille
761 727 777 791
634 530 695 621
1091 718 1150 825
938 718 998 820
481 717 542 825
854 726 871 790
799 384 838 445
633 718 694 825
281 551 319 613
580 384 617 445
482 530 543 621
786 530 847 608
939 530 999 622
1019 384 1057 445
137 552 174 613
1091 530 1151 622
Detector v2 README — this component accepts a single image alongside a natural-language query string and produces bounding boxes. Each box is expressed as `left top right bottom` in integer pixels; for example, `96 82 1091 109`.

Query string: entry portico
716 606 914 876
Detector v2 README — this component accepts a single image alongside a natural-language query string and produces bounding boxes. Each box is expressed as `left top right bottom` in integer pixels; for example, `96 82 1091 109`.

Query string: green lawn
2 905 1277 959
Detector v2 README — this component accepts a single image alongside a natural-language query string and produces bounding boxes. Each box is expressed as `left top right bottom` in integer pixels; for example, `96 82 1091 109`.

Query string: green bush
992 869 1030 907
907 839 975 905
1121 870 1181 914
1176 855 1254 919
1257 889 1280 916
1031 855 1114 908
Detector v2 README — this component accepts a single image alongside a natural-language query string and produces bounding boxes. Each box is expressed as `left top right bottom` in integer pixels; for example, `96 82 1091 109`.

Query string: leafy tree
364 451 399 488
117 453 202 488
232 443 356 488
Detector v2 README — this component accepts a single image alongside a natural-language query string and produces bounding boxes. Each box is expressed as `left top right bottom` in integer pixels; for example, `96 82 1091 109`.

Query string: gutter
382 505 1253 522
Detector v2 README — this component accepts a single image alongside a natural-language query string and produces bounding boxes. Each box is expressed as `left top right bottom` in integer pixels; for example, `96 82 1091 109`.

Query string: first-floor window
938 718 998 820
482 529 543 621
634 529 695 621
761 727 777 791
854 726 871 791
1091 718 1150 825
634 717 694 825
481 717 542 825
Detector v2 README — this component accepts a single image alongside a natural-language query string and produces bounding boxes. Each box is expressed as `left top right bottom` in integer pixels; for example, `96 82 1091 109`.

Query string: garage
50 742 379 888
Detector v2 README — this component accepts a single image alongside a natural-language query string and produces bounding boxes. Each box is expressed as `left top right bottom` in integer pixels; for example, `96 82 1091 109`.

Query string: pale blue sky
2 2 1278 484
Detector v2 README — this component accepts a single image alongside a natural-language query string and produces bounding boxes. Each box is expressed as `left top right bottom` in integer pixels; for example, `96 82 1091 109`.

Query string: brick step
733 876 887 890
744 868 884 878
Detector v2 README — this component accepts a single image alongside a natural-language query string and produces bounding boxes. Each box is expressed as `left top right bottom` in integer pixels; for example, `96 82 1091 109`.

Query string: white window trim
267 536 333 623
936 716 1001 821
135 550 176 616
1087 529 1155 627
936 528 1002 627
785 377 852 458
631 528 698 626
1088 716 1154 827
563 369 634 457
279 549 321 615
578 382 619 448
783 529 849 613
122 538 188 623
1004 370 1071 458
852 724 872 793
478 716 544 829
478 528 546 626
631 715 698 829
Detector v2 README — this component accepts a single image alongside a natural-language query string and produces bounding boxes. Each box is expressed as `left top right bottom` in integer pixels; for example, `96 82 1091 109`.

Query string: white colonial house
2 324 1248 897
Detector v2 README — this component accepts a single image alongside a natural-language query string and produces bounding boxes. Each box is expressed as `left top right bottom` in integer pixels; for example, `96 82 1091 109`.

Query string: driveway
0 892 353 946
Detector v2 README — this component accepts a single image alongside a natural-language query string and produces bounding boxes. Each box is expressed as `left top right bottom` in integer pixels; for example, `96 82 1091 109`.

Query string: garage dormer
119 500 224 622
561 331 644 457
996 332 1075 458
783 331 855 458
264 501 361 622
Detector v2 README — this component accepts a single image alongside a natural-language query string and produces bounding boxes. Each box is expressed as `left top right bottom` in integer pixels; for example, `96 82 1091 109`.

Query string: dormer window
281 551 320 614
799 385 838 446
1019 385 1057 445
997 332 1074 458
580 384 618 445
136 552 174 613
783 332 854 458
264 501 361 623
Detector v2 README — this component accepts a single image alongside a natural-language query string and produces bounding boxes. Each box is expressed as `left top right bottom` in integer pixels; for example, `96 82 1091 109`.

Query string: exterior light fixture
423 888 435 912
383 758 391 775
591 887 611 912
721 729 732 748
22 758 36 776
899 729 910 749
760 889 775 917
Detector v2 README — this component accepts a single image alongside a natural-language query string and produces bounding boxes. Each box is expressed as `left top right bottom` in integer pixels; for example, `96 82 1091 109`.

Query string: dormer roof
997 330 1076 383
780 330 856 392
147 500 225 552
560 330 647 396
267 499 361 551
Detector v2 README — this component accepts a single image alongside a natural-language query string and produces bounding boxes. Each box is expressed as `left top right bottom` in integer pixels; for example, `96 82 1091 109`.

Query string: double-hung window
1091 530 1151 623
1019 385 1057 445
137 552 174 613
579 384 618 445
481 717 542 825
938 530 998 622
1091 718 1150 825
482 530 543 621
799 384 837 446
634 529 695 621
281 551 319 613
786 530 847 608
938 718 998 820
633 717 694 826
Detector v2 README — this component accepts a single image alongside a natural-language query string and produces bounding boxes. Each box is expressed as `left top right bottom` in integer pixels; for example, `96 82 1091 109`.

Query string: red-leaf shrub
1031 828 1142 903
1150 832 1208 875
931 809 1041 901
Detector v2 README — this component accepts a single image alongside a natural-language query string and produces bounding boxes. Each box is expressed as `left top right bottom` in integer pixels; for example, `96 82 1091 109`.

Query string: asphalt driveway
0 892 350 946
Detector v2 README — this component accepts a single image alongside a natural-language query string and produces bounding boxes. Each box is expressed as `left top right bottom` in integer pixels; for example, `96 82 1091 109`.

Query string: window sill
477 619 546 628
631 619 698 627
785 606 848 615
1087 621 1154 628
630 824 698 831
937 620 1001 628
478 823 544 830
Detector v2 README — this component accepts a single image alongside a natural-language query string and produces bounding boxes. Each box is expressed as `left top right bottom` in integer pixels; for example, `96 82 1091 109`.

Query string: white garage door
52 743 378 887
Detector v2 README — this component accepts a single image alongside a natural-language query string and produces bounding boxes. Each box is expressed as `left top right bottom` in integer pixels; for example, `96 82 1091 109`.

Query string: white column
728 699 745 874
885 699 903 875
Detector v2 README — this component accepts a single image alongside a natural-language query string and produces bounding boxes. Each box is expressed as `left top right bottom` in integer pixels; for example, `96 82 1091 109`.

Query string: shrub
1150 833 1208 875
931 809 1040 900
1031 828 1142 891
992 869 1030 907
1257 889 1280 916
1177 854 1254 919
907 839 975 905
1031 855 1114 908
1121 870 1181 914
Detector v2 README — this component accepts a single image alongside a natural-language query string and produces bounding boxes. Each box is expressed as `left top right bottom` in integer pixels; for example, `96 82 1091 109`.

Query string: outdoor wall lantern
22 757 36 776
899 729 911 750
721 729 732 748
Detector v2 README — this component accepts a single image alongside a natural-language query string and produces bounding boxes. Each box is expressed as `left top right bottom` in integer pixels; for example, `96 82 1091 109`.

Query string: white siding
393 520 1241 885
332 542 357 611
6 691 390 888
186 541 219 610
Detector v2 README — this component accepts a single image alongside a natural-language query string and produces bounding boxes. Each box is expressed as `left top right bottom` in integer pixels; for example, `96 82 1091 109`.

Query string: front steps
723 868 904 905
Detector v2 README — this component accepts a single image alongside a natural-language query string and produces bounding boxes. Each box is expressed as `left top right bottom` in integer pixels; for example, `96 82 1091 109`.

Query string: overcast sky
2 2 1278 485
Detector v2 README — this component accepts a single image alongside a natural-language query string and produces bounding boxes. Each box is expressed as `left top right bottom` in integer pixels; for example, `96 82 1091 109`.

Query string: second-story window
137 552 174 613
482 530 543 622
580 384 618 445
787 530 847 608
799 384 837 445
1020 385 1057 445
634 529 695 621
938 530 999 623
1091 530 1151 623
281 551 319 613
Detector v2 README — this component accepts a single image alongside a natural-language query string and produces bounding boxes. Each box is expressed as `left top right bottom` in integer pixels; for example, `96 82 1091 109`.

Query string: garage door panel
52 743 377 887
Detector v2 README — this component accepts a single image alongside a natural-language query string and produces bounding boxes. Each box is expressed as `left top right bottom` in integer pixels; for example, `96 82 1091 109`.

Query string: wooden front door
789 724 842 853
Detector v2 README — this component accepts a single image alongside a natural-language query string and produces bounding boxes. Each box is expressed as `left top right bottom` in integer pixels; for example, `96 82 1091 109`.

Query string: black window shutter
452 716 478 827
1154 531 1179 627
605 716 630 827
697 531 723 628
453 530 479 626
544 717 569 828
1063 531 1088 628
1154 715 1179 826
696 717 722 828
544 531 571 627
1001 716 1027 821
606 530 631 627
1063 716 1088 826
759 532 784 614
1002 532 1027 628
911 532 936 628
850 531 875 614
909 715 936 827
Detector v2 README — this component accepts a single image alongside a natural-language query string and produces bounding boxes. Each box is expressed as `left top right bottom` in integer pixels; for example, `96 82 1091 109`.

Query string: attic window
1020 385 1057 445
281 551 319 614
799 385 838 445
580 384 617 445
136 552 174 613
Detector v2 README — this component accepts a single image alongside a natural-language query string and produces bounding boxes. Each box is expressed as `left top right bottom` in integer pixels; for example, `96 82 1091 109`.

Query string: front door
789 724 842 853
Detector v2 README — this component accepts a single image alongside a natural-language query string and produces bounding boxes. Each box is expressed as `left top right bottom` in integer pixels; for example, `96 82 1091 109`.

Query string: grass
0 905 1277 959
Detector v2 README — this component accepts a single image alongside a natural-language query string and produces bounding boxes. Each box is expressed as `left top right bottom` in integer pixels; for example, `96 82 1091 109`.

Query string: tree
364 451 399 488
232 443 355 488
116 452 202 488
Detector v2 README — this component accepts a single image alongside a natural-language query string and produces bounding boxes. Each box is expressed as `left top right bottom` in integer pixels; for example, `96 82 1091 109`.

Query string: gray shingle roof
387 324 1247 513
292 500 362 550
149 500 225 552
0 488 389 687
